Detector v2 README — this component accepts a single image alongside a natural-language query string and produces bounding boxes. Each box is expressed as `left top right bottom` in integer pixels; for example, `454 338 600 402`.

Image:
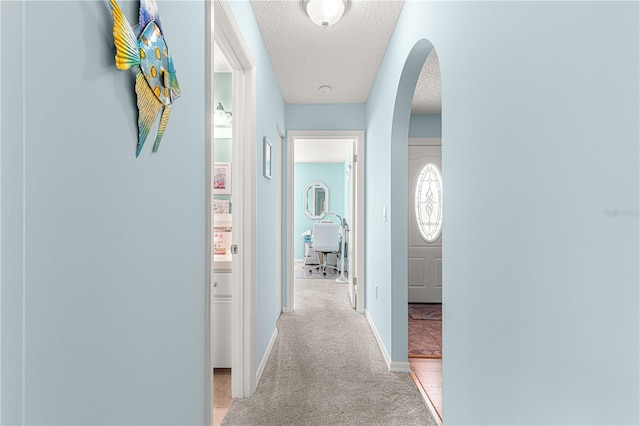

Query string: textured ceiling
411 49 441 115
295 139 352 163
250 0 405 104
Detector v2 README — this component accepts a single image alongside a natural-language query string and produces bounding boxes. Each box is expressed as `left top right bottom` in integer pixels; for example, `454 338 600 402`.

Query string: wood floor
408 308 443 424
409 358 442 425
214 368 232 426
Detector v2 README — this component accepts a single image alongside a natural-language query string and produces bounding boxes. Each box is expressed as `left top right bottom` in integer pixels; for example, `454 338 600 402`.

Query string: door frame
275 130 283 316
206 2 257 423
285 130 366 313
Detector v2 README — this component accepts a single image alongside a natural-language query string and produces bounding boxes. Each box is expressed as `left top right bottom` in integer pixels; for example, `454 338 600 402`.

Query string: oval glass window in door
415 163 442 242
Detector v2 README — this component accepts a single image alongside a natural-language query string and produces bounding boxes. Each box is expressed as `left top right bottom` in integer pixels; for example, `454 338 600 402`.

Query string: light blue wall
286 103 365 130
409 114 441 138
228 1 286 369
293 163 345 260
1 1 206 423
366 1 639 424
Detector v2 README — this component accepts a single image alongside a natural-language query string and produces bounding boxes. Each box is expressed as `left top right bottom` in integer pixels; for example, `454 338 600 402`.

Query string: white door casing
286 131 365 313
208 2 257 416
275 132 283 316
347 139 359 309
408 140 442 303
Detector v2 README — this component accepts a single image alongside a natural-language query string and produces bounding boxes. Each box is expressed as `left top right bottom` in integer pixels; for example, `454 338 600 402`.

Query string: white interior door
275 134 282 315
408 143 442 303
347 140 356 308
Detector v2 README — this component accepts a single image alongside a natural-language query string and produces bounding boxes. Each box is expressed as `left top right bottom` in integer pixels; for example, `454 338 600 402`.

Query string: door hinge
231 244 238 254
353 154 358 163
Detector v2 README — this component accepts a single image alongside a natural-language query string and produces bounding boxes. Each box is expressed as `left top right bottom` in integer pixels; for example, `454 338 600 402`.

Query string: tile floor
213 368 232 426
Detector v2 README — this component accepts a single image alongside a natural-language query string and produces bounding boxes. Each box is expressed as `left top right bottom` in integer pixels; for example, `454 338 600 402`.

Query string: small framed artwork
263 137 272 180
213 162 231 194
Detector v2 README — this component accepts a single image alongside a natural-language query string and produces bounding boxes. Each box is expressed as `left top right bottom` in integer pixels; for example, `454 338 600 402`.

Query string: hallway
221 276 435 425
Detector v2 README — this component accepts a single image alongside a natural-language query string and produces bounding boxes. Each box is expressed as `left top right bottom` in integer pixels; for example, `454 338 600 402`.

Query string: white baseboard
365 310 411 373
365 310 392 370
390 361 411 373
255 327 278 385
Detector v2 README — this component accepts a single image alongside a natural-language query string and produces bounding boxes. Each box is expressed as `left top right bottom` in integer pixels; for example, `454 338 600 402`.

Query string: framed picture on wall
214 162 231 194
263 137 272 180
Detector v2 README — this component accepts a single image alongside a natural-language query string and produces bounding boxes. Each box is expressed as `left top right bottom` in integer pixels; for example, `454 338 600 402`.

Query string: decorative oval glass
415 163 443 242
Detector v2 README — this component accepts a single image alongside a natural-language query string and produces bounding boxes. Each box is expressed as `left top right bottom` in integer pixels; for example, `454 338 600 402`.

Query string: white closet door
408 144 442 303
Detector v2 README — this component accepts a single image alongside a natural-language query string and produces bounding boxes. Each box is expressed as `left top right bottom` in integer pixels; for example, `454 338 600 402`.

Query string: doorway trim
275 130 284 316
207 3 257 423
285 130 366 313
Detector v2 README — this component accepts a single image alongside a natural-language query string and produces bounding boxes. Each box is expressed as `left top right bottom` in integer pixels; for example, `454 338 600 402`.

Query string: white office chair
308 222 340 276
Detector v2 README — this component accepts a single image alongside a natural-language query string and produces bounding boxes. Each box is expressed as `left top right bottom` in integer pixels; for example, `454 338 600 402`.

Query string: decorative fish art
110 0 181 157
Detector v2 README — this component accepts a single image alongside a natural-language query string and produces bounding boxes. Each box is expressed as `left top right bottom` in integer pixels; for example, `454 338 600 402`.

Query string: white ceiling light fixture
304 0 348 28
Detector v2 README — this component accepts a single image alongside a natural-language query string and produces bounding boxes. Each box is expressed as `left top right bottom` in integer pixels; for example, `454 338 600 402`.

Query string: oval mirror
303 180 329 219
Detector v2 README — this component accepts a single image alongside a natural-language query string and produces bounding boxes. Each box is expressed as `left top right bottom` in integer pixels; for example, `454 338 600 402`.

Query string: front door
408 143 442 303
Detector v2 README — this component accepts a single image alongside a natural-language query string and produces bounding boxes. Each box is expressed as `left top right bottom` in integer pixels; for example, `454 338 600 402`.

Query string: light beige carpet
221 276 436 426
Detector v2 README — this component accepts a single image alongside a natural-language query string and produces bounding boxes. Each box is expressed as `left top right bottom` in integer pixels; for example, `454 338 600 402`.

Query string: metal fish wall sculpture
110 0 181 157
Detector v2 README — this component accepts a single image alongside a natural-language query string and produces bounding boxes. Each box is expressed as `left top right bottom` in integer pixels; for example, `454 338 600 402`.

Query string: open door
347 135 365 313
347 139 356 308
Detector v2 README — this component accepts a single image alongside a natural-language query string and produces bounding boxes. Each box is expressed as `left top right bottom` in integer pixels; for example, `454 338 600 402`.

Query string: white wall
366 1 639 424
2 1 206 423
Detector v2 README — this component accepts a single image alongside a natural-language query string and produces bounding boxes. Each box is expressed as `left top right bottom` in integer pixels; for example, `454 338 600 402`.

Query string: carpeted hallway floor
221 275 436 426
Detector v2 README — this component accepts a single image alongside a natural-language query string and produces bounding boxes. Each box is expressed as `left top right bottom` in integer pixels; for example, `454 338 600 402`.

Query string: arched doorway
389 38 443 424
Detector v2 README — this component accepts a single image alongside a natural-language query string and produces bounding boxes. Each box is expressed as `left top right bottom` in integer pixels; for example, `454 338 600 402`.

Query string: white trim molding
286 130 366 314
256 328 278 385
365 310 391 370
389 361 411 373
210 0 258 404
204 2 214 423
364 310 411 373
